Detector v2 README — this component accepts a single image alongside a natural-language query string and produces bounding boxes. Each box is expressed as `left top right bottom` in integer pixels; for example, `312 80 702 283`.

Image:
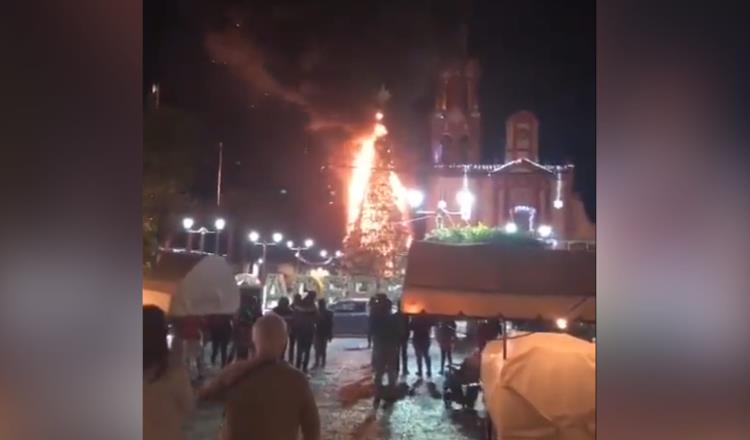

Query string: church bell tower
431 25 481 165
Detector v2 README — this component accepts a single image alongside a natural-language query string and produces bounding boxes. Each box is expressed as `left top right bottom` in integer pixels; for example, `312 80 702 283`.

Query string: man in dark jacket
312 299 333 368
272 296 294 360
210 314 233 368
411 314 435 378
293 292 318 373
393 299 411 375
369 294 399 406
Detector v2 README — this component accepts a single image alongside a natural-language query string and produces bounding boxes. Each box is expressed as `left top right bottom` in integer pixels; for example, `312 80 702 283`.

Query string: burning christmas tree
342 112 410 278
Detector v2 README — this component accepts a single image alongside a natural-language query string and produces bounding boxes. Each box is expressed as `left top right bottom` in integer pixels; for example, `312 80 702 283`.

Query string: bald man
199 313 320 440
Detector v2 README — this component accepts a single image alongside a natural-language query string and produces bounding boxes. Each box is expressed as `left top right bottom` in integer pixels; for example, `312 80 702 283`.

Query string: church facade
422 59 595 244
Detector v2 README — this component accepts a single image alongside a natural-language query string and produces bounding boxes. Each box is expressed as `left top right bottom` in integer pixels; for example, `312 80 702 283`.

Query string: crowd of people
143 291 493 440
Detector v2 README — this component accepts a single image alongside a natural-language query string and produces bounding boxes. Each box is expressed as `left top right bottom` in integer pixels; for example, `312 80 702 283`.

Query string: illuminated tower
431 26 481 165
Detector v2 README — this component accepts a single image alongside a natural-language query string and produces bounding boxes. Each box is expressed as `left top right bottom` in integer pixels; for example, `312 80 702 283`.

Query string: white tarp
143 254 240 316
481 332 596 439
169 255 239 316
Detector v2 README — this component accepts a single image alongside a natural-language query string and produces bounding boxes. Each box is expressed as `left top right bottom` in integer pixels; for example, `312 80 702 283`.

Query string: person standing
394 299 411 375
293 292 318 373
175 314 205 380
286 293 303 363
369 294 400 407
210 314 232 368
312 299 333 369
437 319 457 375
143 306 194 440
272 296 294 360
198 313 320 440
411 314 435 378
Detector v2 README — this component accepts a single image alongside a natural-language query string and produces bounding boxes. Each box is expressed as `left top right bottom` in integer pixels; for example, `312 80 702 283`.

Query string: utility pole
216 141 223 207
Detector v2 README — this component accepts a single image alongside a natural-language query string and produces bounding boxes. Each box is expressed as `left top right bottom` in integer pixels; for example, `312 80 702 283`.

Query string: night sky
144 0 595 249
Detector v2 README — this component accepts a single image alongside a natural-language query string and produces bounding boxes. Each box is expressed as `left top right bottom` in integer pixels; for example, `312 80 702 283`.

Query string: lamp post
286 238 314 273
182 217 226 254
214 218 226 254
182 217 195 251
248 231 283 283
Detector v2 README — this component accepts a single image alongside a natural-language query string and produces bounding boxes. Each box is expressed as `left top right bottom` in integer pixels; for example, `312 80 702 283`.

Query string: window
331 301 367 313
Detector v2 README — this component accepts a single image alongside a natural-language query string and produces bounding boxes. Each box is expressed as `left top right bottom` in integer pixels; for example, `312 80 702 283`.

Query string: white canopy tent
481 332 596 439
142 253 240 316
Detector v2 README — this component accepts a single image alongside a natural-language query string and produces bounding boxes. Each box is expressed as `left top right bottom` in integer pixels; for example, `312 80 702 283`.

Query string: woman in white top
143 306 194 440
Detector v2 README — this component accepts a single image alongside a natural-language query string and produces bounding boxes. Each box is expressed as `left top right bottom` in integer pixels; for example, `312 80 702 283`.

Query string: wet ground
185 337 487 439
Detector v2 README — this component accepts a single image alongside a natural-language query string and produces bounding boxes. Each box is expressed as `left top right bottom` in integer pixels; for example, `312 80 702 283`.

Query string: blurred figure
272 296 294 360
175 314 205 380
437 319 457 375
209 314 232 368
411 314 435 378
477 319 500 352
143 306 194 440
294 292 318 373
287 293 303 363
199 313 320 440
394 299 411 375
313 299 333 368
367 296 376 349
369 294 400 407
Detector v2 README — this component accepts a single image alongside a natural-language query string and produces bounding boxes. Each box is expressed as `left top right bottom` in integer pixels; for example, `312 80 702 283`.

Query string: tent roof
402 241 595 321
146 252 205 283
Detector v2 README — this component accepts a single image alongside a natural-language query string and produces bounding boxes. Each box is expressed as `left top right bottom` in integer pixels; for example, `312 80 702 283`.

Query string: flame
346 116 409 235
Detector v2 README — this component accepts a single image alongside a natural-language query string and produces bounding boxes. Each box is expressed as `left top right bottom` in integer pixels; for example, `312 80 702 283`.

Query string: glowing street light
437 200 447 210
248 230 260 242
553 199 564 209
272 232 283 243
286 240 294 249
406 189 425 208
375 111 384 121
504 222 518 234
214 218 226 231
335 250 343 258
537 225 552 238
182 217 195 230
556 318 568 330
320 249 328 258
304 238 314 248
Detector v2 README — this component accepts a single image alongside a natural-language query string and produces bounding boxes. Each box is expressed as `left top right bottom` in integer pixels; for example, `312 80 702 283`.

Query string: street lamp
406 189 424 208
504 222 518 234
214 218 226 254
182 217 194 230
335 250 343 258
320 249 328 258
304 238 314 248
248 232 283 285
182 217 195 251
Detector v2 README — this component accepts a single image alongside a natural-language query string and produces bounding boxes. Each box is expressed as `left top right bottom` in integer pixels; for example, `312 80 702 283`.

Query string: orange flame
346 116 410 235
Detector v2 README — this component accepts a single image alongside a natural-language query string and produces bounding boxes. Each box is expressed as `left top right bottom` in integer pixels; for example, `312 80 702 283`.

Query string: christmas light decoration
504 222 518 233
537 224 552 238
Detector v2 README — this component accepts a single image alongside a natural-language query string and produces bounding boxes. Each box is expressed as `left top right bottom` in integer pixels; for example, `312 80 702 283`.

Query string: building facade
423 59 595 243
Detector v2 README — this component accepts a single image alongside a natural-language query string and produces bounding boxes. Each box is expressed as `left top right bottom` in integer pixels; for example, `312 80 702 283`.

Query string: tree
143 105 203 269
342 135 410 278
